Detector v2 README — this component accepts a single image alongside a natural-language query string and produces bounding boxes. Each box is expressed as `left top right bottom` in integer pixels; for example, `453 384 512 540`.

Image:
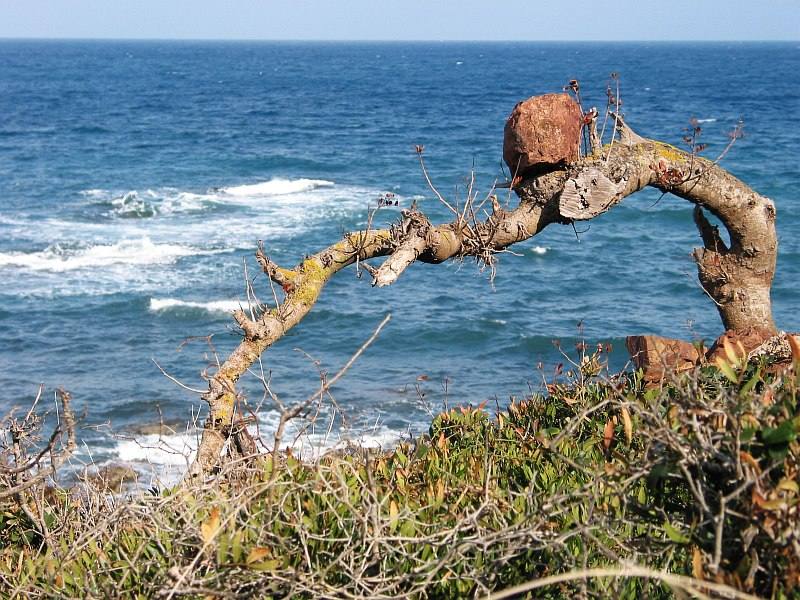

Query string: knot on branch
372 209 434 287
559 167 627 221
233 309 266 341
256 242 295 294
395 208 432 242
463 195 506 256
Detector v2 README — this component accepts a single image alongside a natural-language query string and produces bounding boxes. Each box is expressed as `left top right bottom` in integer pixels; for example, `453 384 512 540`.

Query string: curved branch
188 118 777 476
525 117 776 333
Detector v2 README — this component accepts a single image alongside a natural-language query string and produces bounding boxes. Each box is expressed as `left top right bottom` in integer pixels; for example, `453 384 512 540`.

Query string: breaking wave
110 418 404 486
107 189 213 218
219 178 334 197
148 298 246 314
87 178 339 218
0 237 212 272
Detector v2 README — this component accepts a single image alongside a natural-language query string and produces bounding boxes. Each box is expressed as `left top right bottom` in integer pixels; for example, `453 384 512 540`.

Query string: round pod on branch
503 93 583 180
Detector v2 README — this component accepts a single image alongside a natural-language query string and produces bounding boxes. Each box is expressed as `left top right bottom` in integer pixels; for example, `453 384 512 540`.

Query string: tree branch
188 114 777 476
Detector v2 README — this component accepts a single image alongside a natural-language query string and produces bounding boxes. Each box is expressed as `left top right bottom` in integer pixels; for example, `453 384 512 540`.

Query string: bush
1 354 798 598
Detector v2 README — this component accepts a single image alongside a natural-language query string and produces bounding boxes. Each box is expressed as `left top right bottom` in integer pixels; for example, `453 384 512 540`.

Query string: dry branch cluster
0 388 76 547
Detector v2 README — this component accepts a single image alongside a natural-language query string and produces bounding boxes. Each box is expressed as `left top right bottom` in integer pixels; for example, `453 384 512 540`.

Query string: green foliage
1 362 798 598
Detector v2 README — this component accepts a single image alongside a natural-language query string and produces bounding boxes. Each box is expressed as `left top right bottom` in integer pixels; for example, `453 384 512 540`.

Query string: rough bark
523 115 777 334
187 109 778 477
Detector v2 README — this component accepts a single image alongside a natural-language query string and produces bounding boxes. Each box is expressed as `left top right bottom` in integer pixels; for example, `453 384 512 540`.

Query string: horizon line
0 37 797 44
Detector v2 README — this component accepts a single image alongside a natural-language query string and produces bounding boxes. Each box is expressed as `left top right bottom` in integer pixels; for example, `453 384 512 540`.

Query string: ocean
1 40 797 482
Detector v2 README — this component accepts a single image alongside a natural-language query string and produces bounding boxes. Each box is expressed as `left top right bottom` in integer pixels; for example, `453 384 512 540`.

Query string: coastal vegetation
2 346 799 597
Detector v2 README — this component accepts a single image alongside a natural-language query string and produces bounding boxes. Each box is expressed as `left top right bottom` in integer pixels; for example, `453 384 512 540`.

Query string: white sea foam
80 188 107 198
108 189 212 217
114 430 199 467
87 178 341 219
531 246 548 255
696 118 717 123
1 178 395 295
0 237 209 272
149 298 245 313
110 418 404 486
220 178 334 197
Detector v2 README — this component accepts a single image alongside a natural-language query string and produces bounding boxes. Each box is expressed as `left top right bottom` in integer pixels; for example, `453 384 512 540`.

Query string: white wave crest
80 188 107 198
695 118 717 123
86 178 338 219
110 418 403 486
0 237 205 272
531 246 548 255
114 431 198 467
219 178 334 197
149 298 245 313
100 189 215 218
111 190 210 218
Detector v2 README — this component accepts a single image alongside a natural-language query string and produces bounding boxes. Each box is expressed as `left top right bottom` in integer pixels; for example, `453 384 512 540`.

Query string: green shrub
1 358 798 598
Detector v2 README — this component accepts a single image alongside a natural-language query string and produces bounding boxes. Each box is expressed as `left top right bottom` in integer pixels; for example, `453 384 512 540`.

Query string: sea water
0 41 797 482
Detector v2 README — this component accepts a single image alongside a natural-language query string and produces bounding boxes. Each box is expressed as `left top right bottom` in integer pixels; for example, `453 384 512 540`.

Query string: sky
0 1 797 41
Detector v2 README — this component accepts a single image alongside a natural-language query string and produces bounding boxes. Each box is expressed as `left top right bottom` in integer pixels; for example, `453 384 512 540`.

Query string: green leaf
714 357 739 384
761 420 797 445
400 520 416 537
231 531 243 564
217 533 230 565
248 559 281 571
662 520 690 544
739 368 761 396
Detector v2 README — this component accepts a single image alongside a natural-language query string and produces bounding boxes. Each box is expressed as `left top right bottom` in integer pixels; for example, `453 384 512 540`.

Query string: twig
484 565 762 600
152 359 207 395
269 314 392 478
415 147 458 216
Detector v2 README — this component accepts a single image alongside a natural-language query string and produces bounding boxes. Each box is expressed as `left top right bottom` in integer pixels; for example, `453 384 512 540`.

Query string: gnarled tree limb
187 113 777 477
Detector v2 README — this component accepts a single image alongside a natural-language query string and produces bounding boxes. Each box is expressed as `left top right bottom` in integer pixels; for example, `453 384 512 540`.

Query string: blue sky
1 1 797 41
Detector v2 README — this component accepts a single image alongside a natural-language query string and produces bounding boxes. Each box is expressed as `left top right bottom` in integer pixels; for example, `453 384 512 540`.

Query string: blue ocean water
1 41 798 473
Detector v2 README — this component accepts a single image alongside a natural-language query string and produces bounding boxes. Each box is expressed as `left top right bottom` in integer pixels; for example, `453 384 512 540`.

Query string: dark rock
124 421 185 436
85 464 138 493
